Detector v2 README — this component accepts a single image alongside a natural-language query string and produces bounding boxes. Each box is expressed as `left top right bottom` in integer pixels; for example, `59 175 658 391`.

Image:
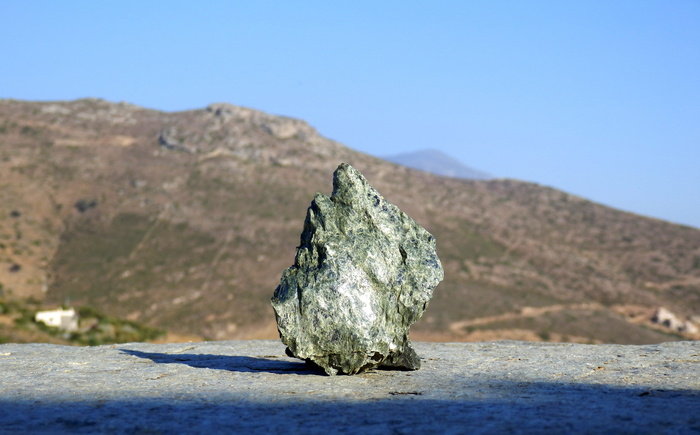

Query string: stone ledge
1 340 699 433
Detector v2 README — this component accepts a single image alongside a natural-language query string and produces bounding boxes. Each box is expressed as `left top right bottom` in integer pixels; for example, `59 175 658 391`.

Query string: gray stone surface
272 163 443 375
1 340 699 434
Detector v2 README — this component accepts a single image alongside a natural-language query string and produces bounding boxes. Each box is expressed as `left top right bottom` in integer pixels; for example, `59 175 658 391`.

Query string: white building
35 308 79 332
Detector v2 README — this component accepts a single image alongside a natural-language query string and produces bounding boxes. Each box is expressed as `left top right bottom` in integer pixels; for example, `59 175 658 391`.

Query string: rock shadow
120 349 325 375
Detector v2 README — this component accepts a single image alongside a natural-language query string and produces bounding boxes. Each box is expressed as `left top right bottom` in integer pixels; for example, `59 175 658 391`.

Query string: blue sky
2 1 699 228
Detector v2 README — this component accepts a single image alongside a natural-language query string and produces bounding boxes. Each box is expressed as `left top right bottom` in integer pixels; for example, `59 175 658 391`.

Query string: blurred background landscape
1 2 698 345
0 98 698 345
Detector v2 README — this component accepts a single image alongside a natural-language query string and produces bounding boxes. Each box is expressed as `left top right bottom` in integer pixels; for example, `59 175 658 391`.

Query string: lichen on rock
271 163 443 375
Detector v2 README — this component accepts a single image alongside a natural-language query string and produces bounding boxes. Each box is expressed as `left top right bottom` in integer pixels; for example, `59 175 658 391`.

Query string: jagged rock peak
206 103 250 120
205 103 317 140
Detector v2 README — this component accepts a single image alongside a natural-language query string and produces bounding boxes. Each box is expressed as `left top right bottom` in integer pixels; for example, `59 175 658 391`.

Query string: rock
258 117 311 140
271 163 443 375
206 102 238 119
158 127 192 153
74 198 98 213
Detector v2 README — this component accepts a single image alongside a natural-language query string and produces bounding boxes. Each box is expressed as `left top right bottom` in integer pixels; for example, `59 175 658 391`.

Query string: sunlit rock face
271 163 443 375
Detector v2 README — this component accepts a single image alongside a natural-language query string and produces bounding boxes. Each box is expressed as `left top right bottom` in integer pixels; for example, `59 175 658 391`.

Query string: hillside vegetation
1 98 698 344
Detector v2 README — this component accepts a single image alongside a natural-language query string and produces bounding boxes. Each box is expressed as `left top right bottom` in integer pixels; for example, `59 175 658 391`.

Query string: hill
383 149 492 179
1 98 698 344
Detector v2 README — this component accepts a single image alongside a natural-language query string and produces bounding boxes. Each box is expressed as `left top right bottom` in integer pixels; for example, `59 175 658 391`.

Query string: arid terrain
1 98 699 344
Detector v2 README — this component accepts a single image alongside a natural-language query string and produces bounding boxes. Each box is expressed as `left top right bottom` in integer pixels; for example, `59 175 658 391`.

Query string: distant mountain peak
382 149 492 180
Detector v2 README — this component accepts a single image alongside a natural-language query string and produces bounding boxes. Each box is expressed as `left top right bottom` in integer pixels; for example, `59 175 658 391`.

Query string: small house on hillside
35 308 78 332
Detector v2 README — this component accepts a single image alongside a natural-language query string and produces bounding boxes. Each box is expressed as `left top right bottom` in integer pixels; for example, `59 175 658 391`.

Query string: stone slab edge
1 340 699 433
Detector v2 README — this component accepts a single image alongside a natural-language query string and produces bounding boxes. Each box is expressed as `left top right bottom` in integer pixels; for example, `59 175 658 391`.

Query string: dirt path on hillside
448 303 605 334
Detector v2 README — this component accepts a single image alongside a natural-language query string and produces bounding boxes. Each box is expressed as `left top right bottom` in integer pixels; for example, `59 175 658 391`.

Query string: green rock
271 163 443 375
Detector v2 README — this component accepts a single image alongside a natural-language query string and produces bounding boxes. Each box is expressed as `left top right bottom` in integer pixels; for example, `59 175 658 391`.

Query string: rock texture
271 163 443 375
1 340 699 433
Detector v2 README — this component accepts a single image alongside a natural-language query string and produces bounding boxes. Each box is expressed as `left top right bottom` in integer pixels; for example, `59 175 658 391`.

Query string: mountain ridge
383 149 492 180
1 98 698 344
